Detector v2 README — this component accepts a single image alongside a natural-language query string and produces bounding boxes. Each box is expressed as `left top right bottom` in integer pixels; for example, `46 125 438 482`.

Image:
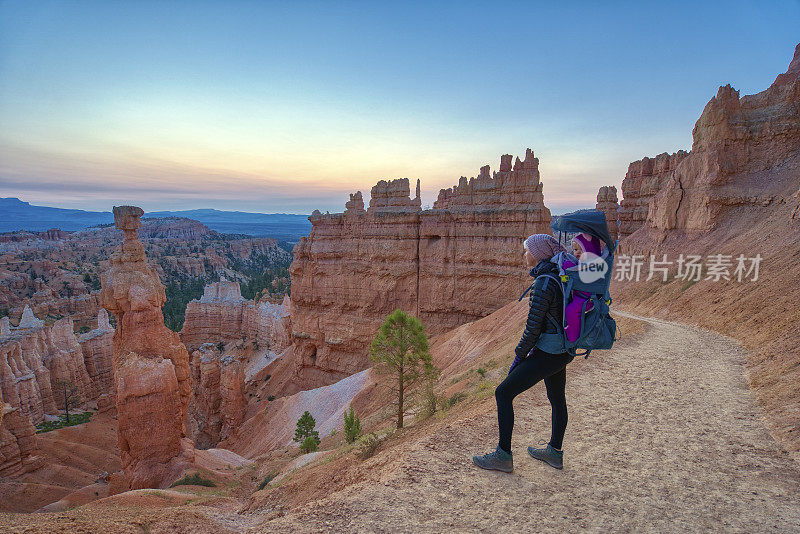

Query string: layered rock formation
596 186 620 241
0 216 291 332
0 388 42 477
181 281 292 353
289 150 551 384
0 306 114 425
618 44 800 237
100 206 193 489
78 309 115 401
181 281 247 350
41 317 94 407
421 149 550 328
618 151 689 239
1 322 58 424
647 53 800 231
188 343 246 449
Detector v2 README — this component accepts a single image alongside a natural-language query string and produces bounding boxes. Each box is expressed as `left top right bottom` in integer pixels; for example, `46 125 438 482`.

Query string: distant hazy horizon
2 196 597 218
1 1 798 214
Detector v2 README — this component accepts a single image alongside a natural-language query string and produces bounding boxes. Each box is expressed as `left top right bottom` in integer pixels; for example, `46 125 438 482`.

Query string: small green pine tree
369 309 439 429
343 405 362 444
293 411 320 451
300 435 319 453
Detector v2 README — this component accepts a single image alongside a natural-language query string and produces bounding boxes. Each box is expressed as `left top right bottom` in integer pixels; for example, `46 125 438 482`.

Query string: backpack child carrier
521 209 618 358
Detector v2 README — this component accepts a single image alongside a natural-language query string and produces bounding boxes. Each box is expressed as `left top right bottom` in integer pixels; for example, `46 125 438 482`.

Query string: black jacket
514 259 564 359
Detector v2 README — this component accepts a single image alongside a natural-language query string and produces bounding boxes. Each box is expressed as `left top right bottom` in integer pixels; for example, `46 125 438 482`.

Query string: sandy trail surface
254 311 800 532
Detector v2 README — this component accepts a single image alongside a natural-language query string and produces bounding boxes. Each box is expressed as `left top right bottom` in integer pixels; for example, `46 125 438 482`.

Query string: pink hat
524 234 566 261
572 233 602 256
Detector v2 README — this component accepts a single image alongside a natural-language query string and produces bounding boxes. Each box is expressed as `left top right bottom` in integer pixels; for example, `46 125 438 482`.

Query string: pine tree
293 410 320 452
300 435 319 453
369 309 439 429
344 405 362 444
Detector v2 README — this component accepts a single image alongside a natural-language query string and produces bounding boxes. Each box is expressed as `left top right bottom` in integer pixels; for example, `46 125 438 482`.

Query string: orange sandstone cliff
288 150 551 388
618 151 689 240
0 306 114 425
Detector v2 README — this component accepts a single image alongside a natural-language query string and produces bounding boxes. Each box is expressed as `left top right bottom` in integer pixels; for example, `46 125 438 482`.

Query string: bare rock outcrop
644 45 800 232
100 206 194 489
618 151 689 239
17 305 44 329
181 281 247 351
596 186 620 241
246 295 292 353
188 343 246 449
78 309 115 399
289 150 551 386
181 282 292 354
42 317 94 406
0 307 115 426
0 388 43 477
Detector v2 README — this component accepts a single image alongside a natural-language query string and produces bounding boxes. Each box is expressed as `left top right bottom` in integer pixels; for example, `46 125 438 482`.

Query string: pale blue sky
0 0 798 214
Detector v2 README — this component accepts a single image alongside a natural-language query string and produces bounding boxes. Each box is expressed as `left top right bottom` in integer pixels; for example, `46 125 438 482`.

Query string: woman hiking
473 233 574 472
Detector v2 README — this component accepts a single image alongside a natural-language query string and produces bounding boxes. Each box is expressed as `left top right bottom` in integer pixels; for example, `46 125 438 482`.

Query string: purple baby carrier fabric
562 233 602 342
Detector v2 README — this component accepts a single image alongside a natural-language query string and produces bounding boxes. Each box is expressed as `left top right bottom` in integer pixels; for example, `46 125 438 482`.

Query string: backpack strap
517 282 536 302
533 274 566 333
519 273 567 342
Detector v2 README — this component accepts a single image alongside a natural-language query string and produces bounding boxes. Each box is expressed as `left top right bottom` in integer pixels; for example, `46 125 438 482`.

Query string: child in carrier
561 232 603 342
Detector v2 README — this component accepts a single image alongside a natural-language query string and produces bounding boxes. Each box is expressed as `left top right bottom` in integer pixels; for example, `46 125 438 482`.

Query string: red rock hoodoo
188 343 246 449
100 206 194 489
596 185 620 241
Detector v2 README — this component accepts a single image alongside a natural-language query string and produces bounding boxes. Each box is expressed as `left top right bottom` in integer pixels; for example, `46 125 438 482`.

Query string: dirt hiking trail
256 311 800 532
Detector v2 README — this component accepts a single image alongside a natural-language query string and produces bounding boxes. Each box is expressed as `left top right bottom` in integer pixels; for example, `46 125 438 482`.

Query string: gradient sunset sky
1 1 798 214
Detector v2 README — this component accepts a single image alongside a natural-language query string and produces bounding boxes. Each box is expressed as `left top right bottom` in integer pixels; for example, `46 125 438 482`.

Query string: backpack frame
520 210 619 358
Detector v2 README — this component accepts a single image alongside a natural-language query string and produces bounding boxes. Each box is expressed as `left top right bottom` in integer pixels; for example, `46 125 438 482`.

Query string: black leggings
495 348 574 454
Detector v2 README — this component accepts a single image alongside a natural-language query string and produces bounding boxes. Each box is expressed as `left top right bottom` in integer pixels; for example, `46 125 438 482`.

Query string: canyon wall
618 151 689 240
646 47 800 231
100 206 193 489
619 43 800 238
289 149 551 384
0 306 114 425
0 388 42 477
188 343 246 449
181 281 292 353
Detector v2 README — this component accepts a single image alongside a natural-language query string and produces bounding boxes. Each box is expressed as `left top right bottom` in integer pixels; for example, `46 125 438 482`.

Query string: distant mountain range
0 198 312 241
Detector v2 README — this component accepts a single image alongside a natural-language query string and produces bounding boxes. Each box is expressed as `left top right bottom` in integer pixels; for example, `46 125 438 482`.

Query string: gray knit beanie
523 234 565 261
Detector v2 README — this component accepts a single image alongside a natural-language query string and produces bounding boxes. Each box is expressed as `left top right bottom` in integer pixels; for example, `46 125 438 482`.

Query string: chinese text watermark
614 254 762 282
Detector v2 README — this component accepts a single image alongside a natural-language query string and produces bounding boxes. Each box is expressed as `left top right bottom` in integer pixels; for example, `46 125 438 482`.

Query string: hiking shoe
527 443 563 470
472 446 513 473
